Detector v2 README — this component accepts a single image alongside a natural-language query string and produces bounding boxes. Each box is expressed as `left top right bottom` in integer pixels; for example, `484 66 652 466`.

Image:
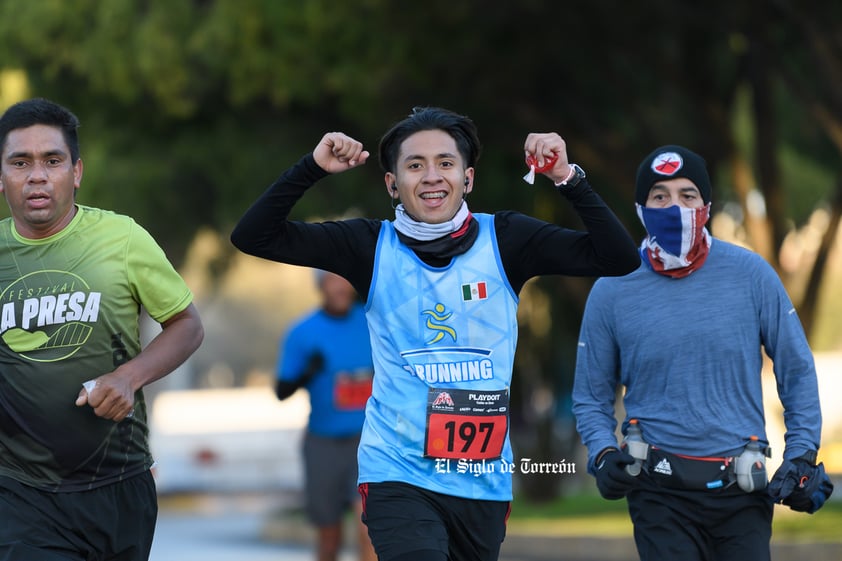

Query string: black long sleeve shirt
231 154 639 299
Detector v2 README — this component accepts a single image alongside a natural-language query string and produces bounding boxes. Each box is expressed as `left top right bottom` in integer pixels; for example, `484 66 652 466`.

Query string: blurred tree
0 0 838 500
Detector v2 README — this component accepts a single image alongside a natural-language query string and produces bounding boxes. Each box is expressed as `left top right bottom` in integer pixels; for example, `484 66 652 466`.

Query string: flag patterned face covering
636 203 712 278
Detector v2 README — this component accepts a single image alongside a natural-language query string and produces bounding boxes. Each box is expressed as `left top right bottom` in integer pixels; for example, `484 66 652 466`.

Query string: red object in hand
525 153 558 173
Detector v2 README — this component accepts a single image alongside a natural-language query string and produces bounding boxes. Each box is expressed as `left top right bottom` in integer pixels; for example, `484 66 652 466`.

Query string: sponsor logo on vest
422 303 457 345
431 391 455 408
468 393 501 402
407 359 494 384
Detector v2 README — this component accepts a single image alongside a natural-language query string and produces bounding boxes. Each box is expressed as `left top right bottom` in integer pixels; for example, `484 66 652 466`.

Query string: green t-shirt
0 205 193 492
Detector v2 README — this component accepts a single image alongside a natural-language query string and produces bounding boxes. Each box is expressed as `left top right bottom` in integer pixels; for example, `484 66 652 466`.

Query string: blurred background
1 0 840 558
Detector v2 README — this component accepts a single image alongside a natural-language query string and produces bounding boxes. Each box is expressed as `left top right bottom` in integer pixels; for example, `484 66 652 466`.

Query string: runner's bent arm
754 257 822 460
230 153 380 298
496 177 639 293
570 279 626 473
77 304 204 421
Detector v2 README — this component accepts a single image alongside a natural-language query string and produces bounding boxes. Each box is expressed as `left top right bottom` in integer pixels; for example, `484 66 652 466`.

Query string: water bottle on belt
622 419 649 476
734 435 768 492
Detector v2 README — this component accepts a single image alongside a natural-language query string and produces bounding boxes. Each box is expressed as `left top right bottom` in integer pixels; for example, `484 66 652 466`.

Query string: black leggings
627 483 773 561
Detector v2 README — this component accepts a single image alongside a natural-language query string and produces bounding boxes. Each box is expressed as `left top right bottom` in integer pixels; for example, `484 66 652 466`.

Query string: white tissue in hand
82 379 134 418
523 165 536 184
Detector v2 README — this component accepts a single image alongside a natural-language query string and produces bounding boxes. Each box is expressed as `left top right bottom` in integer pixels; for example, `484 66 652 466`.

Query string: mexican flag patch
461 281 487 301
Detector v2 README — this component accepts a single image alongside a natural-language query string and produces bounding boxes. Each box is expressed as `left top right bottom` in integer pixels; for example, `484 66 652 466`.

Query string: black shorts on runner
0 471 157 561
359 480 510 561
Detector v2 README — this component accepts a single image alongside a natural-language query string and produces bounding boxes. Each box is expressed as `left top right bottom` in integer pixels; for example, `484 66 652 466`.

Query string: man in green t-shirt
0 98 204 561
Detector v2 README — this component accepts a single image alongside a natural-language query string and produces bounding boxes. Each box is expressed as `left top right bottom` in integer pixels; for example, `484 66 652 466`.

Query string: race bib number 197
424 388 508 460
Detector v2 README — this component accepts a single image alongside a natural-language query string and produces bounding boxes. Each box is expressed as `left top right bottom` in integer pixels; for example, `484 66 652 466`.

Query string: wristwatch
555 163 586 188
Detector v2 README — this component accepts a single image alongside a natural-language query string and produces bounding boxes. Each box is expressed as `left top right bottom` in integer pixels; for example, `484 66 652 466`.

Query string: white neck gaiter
393 200 470 241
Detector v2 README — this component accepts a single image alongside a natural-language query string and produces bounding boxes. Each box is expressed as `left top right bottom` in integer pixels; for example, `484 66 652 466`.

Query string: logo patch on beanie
651 152 683 176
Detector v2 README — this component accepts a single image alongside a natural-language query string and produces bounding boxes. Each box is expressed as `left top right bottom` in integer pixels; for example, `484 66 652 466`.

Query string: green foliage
0 0 837 256
0 1 837 321
511 492 630 520
1 0 839 502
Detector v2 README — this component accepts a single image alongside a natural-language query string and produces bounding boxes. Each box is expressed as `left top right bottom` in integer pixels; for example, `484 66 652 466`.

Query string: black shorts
627 472 774 561
303 431 361 525
0 471 157 561
359 481 509 561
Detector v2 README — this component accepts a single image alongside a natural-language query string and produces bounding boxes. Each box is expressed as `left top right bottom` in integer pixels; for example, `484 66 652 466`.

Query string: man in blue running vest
232 107 639 561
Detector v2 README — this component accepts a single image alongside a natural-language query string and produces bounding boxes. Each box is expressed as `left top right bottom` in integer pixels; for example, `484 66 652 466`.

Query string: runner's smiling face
385 129 473 224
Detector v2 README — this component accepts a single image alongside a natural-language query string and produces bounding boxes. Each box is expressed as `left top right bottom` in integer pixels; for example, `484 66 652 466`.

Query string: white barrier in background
149 386 310 494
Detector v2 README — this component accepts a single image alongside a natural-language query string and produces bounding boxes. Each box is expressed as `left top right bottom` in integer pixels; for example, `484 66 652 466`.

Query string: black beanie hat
635 145 711 205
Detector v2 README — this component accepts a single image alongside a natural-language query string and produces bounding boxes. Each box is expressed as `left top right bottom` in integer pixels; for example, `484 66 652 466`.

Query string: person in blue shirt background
572 144 833 561
276 269 376 561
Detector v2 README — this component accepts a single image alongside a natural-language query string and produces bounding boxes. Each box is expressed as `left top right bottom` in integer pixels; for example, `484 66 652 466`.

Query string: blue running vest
358 214 519 500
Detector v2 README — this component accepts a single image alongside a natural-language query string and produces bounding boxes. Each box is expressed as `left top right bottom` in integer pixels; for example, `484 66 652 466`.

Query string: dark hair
0 98 81 163
378 106 481 173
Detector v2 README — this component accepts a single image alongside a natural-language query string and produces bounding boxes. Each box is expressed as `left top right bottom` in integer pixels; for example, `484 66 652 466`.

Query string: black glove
768 456 834 514
303 352 326 379
275 352 326 400
594 449 639 500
